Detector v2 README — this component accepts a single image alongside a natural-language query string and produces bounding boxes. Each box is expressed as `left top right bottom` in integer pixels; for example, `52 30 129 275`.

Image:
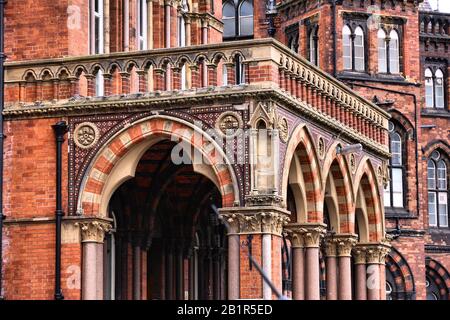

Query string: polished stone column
79 220 112 300
286 225 305 300
324 237 338 300
353 246 367 300
164 0 171 48
176 243 184 300
165 240 174 300
366 242 391 300
303 224 327 300
336 234 357 300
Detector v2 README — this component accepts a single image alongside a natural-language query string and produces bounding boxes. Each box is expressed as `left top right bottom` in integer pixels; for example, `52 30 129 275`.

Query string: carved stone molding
76 220 112 243
277 117 289 142
334 234 358 257
244 194 283 207
219 207 290 236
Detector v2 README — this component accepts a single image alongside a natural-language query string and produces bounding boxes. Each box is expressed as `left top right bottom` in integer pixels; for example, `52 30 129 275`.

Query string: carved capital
219 207 290 236
324 237 337 257
285 224 307 248
77 220 112 243
335 234 358 257
365 242 391 265
300 224 326 248
352 246 367 265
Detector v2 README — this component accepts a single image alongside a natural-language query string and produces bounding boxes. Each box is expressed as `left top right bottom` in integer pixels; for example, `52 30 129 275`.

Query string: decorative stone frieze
76 220 113 243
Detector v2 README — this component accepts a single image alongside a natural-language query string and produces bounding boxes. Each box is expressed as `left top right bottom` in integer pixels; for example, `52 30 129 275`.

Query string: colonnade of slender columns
287 223 390 300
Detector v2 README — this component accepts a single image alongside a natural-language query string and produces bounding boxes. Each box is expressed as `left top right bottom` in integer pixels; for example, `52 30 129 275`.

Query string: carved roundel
215 111 243 137
317 136 325 159
278 117 289 143
74 122 99 149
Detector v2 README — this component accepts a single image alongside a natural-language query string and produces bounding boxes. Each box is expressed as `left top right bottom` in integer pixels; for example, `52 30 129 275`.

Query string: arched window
384 122 405 208
239 0 253 36
425 68 434 108
354 27 365 72
425 68 446 109
428 151 449 228
222 1 236 38
95 69 104 96
309 27 319 66
343 25 365 72
435 69 445 108
343 25 352 70
222 0 253 39
389 30 400 74
378 29 387 73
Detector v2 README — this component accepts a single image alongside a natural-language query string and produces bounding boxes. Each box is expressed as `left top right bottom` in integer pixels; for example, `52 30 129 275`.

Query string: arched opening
104 140 228 300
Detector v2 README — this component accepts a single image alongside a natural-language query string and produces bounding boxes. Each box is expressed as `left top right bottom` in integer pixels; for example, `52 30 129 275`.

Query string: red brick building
0 0 448 300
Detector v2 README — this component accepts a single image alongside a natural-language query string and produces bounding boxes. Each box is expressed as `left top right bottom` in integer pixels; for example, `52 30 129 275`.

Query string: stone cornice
3 86 390 158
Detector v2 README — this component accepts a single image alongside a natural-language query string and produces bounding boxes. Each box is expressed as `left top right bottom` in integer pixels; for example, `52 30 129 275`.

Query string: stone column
104 0 110 53
132 235 142 300
324 237 338 300
366 242 391 300
164 0 171 48
286 225 305 300
185 16 191 46
146 0 153 49
353 246 367 300
124 0 130 51
219 205 290 300
336 234 357 300
165 240 174 300
219 213 239 300
302 224 326 300
78 220 112 300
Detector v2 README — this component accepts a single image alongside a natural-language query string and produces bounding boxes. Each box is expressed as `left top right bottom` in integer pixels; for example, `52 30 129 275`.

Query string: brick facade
0 0 448 300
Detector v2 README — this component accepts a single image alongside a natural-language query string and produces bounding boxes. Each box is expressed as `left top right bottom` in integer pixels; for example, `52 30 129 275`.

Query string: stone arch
422 140 450 159
322 142 354 234
426 257 450 300
385 248 416 300
353 158 384 242
77 116 240 217
281 125 322 223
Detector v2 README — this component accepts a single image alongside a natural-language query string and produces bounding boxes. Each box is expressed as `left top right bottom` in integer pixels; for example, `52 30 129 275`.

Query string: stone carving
303 225 327 248
76 220 112 243
245 194 283 207
349 153 356 174
216 111 243 137
219 210 290 236
335 235 358 257
278 117 289 142
352 246 367 264
324 237 337 257
317 136 325 159
74 122 99 149
365 242 392 264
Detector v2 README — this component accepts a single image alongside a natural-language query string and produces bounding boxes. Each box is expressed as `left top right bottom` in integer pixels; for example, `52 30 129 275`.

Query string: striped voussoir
426 257 450 300
386 249 415 297
356 160 383 242
81 118 236 215
328 156 354 235
283 126 323 223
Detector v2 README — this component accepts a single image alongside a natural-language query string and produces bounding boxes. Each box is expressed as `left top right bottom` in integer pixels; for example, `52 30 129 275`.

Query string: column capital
324 236 337 257
219 207 290 236
299 223 327 248
76 220 112 243
352 245 367 265
285 223 306 248
334 234 358 257
362 242 391 265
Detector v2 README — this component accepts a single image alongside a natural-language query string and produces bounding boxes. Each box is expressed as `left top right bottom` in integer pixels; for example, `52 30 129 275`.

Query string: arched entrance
77 116 239 300
105 140 227 300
